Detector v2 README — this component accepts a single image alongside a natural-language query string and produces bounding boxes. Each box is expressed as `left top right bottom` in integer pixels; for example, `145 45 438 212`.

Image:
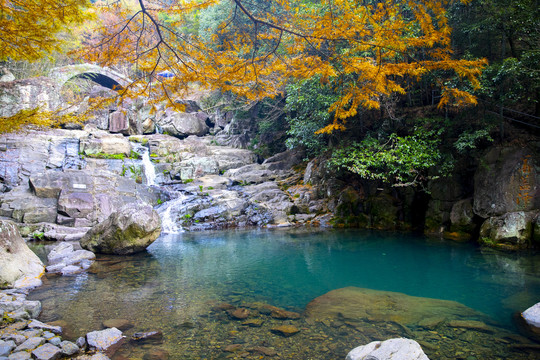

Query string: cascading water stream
157 193 187 234
140 149 156 186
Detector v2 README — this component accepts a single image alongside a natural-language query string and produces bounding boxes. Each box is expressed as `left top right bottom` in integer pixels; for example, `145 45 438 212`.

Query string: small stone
21 330 42 338
102 319 133 331
60 341 79 356
270 325 300 337
31 343 62 360
42 332 55 340
75 337 86 349
14 337 45 352
48 337 61 347
27 320 62 335
86 328 124 353
224 344 243 353
3 335 25 346
61 265 82 275
0 340 15 356
249 346 277 356
241 319 264 327
130 331 163 344
7 351 31 360
270 308 301 320
228 308 250 320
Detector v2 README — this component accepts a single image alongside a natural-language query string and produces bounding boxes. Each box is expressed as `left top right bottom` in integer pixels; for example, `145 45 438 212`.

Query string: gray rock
14 337 45 352
474 146 539 218
60 341 79 356
109 109 129 133
479 211 537 250
46 242 95 275
80 131 130 156
346 338 429 360
42 332 55 340
0 220 44 288
75 337 86 349
48 338 61 347
7 351 31 360
22 300 41 318
86 328 124 353
159 112 209 138
449 198 475 233
27 319 62 335
57 191 94 219
522 302 540 328
80 203 161 255
0 340 15 357
31 343 62 360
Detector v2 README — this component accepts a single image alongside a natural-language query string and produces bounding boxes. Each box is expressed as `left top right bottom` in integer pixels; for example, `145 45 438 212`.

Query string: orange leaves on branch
0 0 91 61
78 0 486 133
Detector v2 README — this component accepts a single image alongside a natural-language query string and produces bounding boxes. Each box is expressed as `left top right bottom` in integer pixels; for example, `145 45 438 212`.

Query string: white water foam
141 148 156 186
158 194 187 234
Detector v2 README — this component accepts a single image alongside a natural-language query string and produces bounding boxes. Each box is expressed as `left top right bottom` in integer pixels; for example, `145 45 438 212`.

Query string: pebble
48 337 61 346
270 325 300 337
60 341 79 356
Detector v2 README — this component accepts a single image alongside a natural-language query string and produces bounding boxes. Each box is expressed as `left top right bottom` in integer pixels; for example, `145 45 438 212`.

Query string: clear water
29 229 540 359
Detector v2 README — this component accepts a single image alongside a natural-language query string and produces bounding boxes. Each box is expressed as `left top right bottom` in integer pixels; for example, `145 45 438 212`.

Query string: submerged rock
0 220 44 288
270 325 299 337
346 338 429 360
46 242 95 275
305 287 487 327
80 203 161 255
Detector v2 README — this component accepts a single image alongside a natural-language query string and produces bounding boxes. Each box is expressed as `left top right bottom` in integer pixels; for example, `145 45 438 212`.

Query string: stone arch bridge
49 64 132 91
0 64 132 118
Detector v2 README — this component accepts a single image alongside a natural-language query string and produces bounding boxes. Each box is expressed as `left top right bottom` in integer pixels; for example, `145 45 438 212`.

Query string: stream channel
28 229 540 360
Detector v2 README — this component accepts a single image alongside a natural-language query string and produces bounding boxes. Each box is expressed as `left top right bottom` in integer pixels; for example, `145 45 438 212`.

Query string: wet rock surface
80 203 161 255
0 221 44 289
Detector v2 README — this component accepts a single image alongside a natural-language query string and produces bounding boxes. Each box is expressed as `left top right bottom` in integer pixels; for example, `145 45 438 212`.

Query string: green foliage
454 129 493 154
184 179 194 184
157 198 163 205
31 232 45 240
285 77 339 156
85 152 125 160
329 125 452 187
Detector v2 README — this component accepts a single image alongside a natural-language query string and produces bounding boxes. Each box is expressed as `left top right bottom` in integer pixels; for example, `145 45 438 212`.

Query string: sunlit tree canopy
78 0 486 133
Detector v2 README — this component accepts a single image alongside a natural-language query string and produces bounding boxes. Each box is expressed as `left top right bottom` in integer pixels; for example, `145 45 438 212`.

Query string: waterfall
158 193 187 234
140 147 157 186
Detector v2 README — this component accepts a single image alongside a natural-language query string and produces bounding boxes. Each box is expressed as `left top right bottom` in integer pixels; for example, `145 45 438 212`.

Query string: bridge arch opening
71 72 124 91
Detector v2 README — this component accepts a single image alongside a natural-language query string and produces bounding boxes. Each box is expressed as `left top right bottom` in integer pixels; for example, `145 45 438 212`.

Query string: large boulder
518 302 540 341
80 203 161 255
305 287 485 327
346 338 429 360
0 220 44 288
474 146 539 219
80 129 131 156
159 112 209 138
479 211 537 250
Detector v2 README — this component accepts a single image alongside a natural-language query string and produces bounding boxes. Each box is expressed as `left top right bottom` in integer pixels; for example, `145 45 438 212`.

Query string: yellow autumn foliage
0 0 91 61
77 0 486 133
